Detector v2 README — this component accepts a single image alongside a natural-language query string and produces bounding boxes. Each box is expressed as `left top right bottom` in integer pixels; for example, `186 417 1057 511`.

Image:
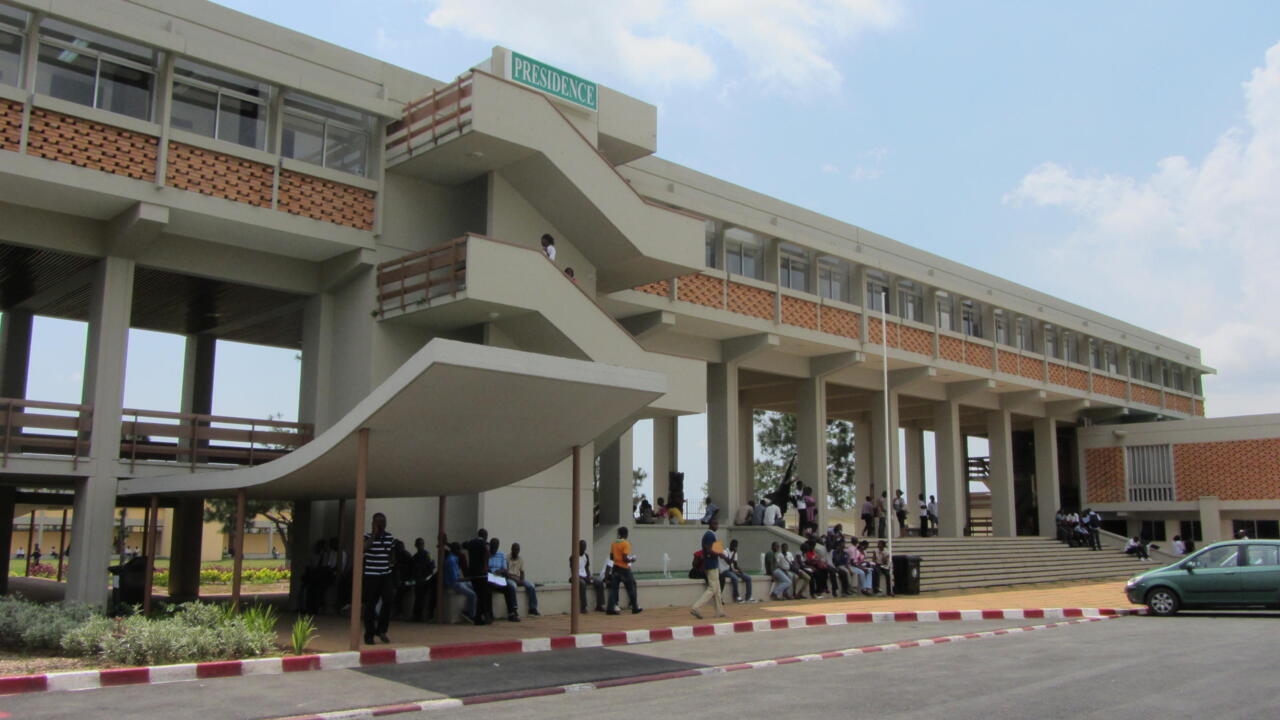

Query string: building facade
0 0 1254 609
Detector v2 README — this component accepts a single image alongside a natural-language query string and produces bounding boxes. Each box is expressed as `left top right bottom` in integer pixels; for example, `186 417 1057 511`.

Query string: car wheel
1146 587 1180 616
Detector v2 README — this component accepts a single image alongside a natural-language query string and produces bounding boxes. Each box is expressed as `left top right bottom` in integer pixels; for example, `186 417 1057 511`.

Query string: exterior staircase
888 536 1152 592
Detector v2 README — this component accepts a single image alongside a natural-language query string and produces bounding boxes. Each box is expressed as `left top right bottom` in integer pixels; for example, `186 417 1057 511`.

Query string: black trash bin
892 555 921 595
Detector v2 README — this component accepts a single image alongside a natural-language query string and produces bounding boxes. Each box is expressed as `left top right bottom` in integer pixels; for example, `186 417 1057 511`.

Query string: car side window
1192 546 1240 569
1245 545 1279 566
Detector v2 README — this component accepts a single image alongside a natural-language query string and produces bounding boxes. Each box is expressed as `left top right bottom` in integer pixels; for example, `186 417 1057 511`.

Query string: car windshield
1186 546 1239 568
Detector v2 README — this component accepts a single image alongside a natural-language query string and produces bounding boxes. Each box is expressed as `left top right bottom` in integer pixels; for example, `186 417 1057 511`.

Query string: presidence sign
509 51 598 112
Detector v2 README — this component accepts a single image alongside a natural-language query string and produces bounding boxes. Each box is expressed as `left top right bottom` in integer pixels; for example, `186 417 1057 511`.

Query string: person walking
690 519 727 619
361 512 397 644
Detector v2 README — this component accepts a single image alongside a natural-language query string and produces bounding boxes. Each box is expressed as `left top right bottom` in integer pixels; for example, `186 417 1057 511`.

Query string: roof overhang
118 339 665 500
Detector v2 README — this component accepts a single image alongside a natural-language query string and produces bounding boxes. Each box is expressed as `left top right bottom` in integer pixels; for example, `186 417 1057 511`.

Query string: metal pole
434 496 446 625
349 428 369 650
882 290 894 596
231 489 246 610
24 509 34 576
570 445 581 636
143 495 158 615
55 509 67 582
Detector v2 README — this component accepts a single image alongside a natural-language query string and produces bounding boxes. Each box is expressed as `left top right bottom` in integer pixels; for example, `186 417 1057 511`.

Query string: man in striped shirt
362 512 397 644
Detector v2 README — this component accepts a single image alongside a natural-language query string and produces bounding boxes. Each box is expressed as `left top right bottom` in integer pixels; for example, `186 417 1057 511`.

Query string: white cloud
1003 42 1280 417
424 0 900 95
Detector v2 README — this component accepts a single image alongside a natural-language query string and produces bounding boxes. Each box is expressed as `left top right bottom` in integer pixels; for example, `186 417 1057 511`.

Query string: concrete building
2 0 1265 611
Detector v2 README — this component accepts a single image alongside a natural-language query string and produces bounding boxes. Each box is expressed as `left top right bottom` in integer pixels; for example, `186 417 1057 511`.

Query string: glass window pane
174 58 266 100
1246 545 1278 566
282 113 324 166
324 122 368 176
96 58 152 120
170 81 217 136
40 18 153 66
0 5 28 33
218 93 266 149
36 42 96 107
0 29 20 87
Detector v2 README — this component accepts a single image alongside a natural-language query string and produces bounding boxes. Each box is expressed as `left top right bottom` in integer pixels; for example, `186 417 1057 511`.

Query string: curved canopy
117 339 665 500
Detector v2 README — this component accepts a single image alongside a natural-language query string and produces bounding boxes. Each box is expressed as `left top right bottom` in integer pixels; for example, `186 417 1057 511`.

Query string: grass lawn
9 556 291 578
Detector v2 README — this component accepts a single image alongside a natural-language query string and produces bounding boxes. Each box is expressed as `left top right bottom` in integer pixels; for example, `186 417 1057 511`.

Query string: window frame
897 279 923 322
817 256 849 303
865 270 888 312
171 58 271 150
960 299 982 338
0 5 27 89
722 227 763 280
36 21 158 121
778 243 809 293
282 92 374 177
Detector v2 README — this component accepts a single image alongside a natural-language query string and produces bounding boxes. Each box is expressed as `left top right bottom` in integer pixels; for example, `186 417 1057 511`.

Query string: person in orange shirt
606 527 641 615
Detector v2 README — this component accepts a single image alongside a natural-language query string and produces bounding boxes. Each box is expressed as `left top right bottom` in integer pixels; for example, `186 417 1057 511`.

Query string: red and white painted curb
275 615 1124 719
0 607 1143 696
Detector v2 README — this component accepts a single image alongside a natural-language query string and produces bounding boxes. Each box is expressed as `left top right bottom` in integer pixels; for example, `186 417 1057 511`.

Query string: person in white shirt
569 538 605 612
927 495 939 535
777 543 809 598
540 233 556 261
761 498 783 527
1171 535 1187 555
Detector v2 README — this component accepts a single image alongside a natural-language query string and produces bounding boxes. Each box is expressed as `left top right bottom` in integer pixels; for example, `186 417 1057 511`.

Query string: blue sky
15 1 1280 507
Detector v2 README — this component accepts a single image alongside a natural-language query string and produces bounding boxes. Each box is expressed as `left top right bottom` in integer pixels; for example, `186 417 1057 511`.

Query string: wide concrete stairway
890 536 1150 592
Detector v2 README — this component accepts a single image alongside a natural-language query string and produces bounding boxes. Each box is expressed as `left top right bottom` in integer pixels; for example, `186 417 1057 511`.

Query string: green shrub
290 614 317 655
61 601 277 665
0 595 97 652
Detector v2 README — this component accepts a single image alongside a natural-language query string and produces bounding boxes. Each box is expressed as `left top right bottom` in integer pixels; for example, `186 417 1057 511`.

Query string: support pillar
0 487 12 594
652 416 678 503
143 495 158 615
231 489 246 609
597 428 634 526
707 363 743 517
570 445 581 635
904 426 926 526
987 409 1016 537
852 415 871 505
288 500 312 610
435 496 447 625
167 497 204 601
299 293 334 432
67 257 135 607
869 390 901 534
1197 496 1223 544
737 399 754 509
1033 417 1060 537
348 428 369 650
0 308 34 399
56 509 68 582
933 401 965 537
796 377 828 531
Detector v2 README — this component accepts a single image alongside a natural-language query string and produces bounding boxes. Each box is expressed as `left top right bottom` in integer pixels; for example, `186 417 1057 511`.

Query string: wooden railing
120 409 313 471
0 398 92 469
385 73 474 165
376 235 468 316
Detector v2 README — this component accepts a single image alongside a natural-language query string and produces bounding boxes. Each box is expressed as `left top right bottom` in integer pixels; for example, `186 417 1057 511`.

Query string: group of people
539 234 578 284
635 496 685 525
764 525 893 601
1056 508 1103 550
860 491 939 538
439 528 540 628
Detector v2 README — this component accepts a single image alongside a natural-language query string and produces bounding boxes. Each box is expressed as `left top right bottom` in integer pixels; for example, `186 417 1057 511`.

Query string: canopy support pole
231 489 246 610
570 445 581 636
348 427 369 651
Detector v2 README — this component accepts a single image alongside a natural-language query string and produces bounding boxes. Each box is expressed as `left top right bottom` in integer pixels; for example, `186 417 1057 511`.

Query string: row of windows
0 6 375 176
701 217 1199 393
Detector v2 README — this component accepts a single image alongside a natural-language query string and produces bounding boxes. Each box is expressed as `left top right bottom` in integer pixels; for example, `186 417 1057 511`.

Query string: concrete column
0 308 34 398
869 390 900 533
987 408 1016 537
0 487 14 595
707 363 743 517
598 428 634 526
67 257 135 607
852 414 871 505
180 334 216 415
287 500 312 610
796 377 827 531
1197 496 1223 543
1033 417 1060 537
904 426 926 518
652 416 678 503
933 401 965 537
166 497 204 601
299 293 334 431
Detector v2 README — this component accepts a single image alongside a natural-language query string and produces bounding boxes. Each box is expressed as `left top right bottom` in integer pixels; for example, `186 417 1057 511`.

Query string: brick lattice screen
1131 385 1161 407
819 306 859 340
166 142 273 208
633 280 670 297
963 341 992 370
1084 447 1125 504
676 273 725 309
939 335 964 363
780 296 818 329
1094 375 1127 399
726 281 772 319
0 98 21 152
277 170 375 230
1175 439 1280 501
900 326 931 356
26 109 157 180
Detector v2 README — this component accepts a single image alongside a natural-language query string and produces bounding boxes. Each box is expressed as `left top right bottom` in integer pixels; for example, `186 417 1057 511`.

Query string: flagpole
882 288 894 596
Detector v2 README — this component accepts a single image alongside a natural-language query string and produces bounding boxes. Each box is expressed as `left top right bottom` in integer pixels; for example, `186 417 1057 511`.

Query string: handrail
119 408 313 472
375 235 469 315
0 397 93 469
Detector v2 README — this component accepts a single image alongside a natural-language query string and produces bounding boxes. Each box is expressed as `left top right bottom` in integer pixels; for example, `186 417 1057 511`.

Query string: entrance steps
887 537 1149 592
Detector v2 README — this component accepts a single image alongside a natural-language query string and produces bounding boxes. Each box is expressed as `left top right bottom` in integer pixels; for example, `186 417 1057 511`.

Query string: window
36 18 156 121
936 292 953 331
1088 339 1102 370
1063 332 1079 364
282 93 373 176
1234 520 1280 540
1245 545 1279 566
960 299 982 337
993 309 1008 345
1015 316 1035 352
1126 445 1174 502
171 59 269 150
818 256 849 302
723 227 763 279
704 220 721 269
1139 355 1154 383
779 243 809 292
1128 352 1139 378
1191 545 1239 568
1044 324 1058 358
1171 366 1185 392
865 270 888 311
898 280 923 322
1179 520 1202 542
1139 520 1166 542
0 4 26 87
1105 345 1119 374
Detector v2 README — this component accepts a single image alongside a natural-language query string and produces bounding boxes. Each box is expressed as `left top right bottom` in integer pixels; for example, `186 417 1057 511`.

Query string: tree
632 466 647 504
753 410 857 509
204 499 293 555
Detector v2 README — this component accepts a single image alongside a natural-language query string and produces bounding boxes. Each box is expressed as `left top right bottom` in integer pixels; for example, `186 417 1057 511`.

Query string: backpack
688 550 706 579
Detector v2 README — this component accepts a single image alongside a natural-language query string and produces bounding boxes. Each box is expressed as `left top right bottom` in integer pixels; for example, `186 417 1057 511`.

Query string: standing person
607 527 641 614
571 538 606 612
927 495 939 536
893 490 908 537
721 538 754 602
861 496 876 537
361 512 396 645
801 487 818 535
875 492 888 538
690 520 727 619
540 233 556 261
410 537 436 622
918 493 930 537
506 542 539 617
31 544 42 567
463 529 493 623
1085 508 1103 551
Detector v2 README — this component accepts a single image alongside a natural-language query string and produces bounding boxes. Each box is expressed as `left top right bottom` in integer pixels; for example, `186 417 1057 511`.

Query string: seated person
443 542 480 624
721 539 754 602
636 497 655 524
570 539 606 612
781 543 812 599
700 500 720 525
734 501 755 526
487 538 522 621
1123 536 1150 560
656 497 684 525
762 498 783 528
765 541 792 600
506 542 539 617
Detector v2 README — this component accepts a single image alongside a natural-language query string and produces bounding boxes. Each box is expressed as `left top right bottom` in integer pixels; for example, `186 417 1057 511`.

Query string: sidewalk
299 578 1138 652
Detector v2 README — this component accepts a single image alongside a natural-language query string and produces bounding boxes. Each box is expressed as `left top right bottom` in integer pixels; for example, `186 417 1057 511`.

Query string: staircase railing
375 235 469 316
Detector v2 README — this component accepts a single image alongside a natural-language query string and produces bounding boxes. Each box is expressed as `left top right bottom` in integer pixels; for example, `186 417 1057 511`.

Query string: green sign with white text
509 51 598 112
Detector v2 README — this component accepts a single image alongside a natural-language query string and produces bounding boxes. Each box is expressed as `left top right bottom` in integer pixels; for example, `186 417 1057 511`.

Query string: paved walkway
301 579 1139 652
